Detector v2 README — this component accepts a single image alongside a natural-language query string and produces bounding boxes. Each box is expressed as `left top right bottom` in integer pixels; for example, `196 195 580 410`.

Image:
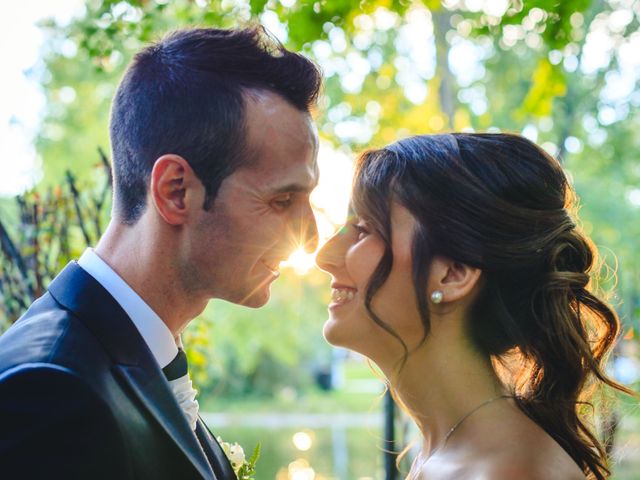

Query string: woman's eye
352 223 370 240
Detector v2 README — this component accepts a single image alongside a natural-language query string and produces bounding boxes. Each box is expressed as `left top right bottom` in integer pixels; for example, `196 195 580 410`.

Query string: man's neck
95 219 208 336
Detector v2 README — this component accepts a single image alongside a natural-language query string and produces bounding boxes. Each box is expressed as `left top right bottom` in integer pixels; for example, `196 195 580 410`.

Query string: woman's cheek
345 241 384 288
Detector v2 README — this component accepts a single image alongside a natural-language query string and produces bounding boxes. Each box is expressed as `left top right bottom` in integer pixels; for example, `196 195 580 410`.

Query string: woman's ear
149 154 202 225
428 256 482 304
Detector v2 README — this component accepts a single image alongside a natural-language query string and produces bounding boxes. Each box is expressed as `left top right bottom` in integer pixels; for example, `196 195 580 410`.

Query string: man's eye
272 194 294 209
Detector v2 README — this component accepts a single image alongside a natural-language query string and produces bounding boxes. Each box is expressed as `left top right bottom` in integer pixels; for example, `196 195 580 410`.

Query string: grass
200 387 383 414
199 357 386 414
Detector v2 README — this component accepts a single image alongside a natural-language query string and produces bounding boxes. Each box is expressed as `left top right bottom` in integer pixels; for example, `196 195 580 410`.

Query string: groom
0 27 321 479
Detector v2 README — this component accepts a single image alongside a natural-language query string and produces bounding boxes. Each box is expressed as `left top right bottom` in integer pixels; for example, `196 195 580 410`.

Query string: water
208 419 640 480
210 424 388 480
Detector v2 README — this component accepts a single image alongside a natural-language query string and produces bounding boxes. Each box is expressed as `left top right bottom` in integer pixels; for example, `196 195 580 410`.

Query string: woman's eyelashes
351 222 370 241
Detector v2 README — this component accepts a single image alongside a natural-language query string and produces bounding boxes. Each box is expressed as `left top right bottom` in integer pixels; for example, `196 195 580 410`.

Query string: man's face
186 91 319 307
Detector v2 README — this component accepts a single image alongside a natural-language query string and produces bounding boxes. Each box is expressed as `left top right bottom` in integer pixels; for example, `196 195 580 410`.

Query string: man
0 26 321 479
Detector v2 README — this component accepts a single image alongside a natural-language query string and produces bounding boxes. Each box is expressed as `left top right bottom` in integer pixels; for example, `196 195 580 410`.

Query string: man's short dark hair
109 26 322 224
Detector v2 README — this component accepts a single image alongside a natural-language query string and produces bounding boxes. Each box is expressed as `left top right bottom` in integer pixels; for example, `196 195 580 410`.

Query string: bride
316 133 634 479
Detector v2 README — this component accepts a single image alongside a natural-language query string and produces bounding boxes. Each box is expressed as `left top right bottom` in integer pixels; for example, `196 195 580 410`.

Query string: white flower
217 436 260 480
218 438 246 472
228 443 246 467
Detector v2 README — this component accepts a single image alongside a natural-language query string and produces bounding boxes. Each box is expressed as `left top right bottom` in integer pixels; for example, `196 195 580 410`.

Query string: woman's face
316 202 425 364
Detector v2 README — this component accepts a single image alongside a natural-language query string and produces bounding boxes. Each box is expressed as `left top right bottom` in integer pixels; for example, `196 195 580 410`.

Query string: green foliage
237 442 260 480
10 0 640 395
521 58 567 117
185 268 332 396
35 0 248 185
250 0 269 16
0 155 111 327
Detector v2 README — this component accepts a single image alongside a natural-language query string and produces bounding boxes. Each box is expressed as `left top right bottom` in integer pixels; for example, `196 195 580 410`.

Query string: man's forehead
266 163 319 194
240 89 319 194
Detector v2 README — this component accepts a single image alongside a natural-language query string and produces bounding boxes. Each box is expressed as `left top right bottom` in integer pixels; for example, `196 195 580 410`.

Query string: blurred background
1 0 639 478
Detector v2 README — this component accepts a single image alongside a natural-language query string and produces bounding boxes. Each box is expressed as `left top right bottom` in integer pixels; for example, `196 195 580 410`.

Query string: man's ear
149 154 201 226
428 256 482 303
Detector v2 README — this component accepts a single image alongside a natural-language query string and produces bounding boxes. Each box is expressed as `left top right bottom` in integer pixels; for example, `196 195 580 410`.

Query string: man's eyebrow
271 182 317 194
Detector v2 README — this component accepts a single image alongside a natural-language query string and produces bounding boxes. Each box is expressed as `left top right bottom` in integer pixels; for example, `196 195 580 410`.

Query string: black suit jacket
0 262 236 479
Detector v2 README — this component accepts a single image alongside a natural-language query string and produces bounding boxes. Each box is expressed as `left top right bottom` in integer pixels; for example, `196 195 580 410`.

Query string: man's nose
288 205 318 253
300 207 318 253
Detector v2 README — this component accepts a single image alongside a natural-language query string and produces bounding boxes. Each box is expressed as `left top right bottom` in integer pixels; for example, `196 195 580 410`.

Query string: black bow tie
162 348 188 381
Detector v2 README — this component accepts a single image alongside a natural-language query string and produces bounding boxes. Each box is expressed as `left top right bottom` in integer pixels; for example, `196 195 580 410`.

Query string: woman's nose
315 228 346 273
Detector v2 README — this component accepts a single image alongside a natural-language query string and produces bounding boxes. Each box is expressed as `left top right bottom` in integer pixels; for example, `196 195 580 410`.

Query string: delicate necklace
440 394 512 449
412 394 512 477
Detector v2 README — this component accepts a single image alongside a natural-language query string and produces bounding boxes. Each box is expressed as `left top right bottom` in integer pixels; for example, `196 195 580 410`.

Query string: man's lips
262 261 281 278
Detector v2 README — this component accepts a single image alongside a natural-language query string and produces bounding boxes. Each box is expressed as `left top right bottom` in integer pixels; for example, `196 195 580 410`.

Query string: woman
316 133 634 479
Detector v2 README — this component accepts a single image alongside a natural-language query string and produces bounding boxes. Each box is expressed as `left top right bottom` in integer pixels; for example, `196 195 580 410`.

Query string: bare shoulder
476 406 588 480
476 458 586 480
420 441 586 480
475 438 586 480
450 421 588 480
421 453 585 480
420 407 590 480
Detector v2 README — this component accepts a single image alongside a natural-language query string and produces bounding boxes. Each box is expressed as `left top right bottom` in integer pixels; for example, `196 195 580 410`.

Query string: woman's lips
330 286 357 306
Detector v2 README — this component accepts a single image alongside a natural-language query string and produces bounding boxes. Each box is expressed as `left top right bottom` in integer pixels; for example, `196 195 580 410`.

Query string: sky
0 0 85 197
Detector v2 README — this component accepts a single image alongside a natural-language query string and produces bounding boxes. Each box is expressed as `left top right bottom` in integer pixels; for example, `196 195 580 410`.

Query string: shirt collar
77 248 178 368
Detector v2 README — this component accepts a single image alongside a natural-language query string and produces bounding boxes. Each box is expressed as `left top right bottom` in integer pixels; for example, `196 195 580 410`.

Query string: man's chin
237 287 271 308
241 297 269 309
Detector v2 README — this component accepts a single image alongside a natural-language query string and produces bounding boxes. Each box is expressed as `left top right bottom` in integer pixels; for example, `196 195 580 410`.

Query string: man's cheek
260 216 287 241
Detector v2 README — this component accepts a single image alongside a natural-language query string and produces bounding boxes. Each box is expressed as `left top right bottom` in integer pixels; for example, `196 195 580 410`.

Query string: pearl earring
430 290 444 304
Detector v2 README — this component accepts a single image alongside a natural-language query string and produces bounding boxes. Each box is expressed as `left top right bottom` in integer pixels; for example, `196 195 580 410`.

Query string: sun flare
281 141 354 276
281 248 317 275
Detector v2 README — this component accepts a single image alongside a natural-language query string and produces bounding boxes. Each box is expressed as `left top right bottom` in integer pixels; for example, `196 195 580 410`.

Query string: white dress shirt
78 248 199 429
78 248 178 366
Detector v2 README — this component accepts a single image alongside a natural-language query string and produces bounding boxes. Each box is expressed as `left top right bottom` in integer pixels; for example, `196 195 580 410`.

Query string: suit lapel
48 262 215 479
114 365 215 479
196 418 236 480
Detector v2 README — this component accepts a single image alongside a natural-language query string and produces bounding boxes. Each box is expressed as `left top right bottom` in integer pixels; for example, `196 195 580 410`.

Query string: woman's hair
352 133 634 479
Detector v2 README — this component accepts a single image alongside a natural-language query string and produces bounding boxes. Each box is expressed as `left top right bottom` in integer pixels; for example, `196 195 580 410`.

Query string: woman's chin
322 318 339 345
322 317 353 349
323 317 371 356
